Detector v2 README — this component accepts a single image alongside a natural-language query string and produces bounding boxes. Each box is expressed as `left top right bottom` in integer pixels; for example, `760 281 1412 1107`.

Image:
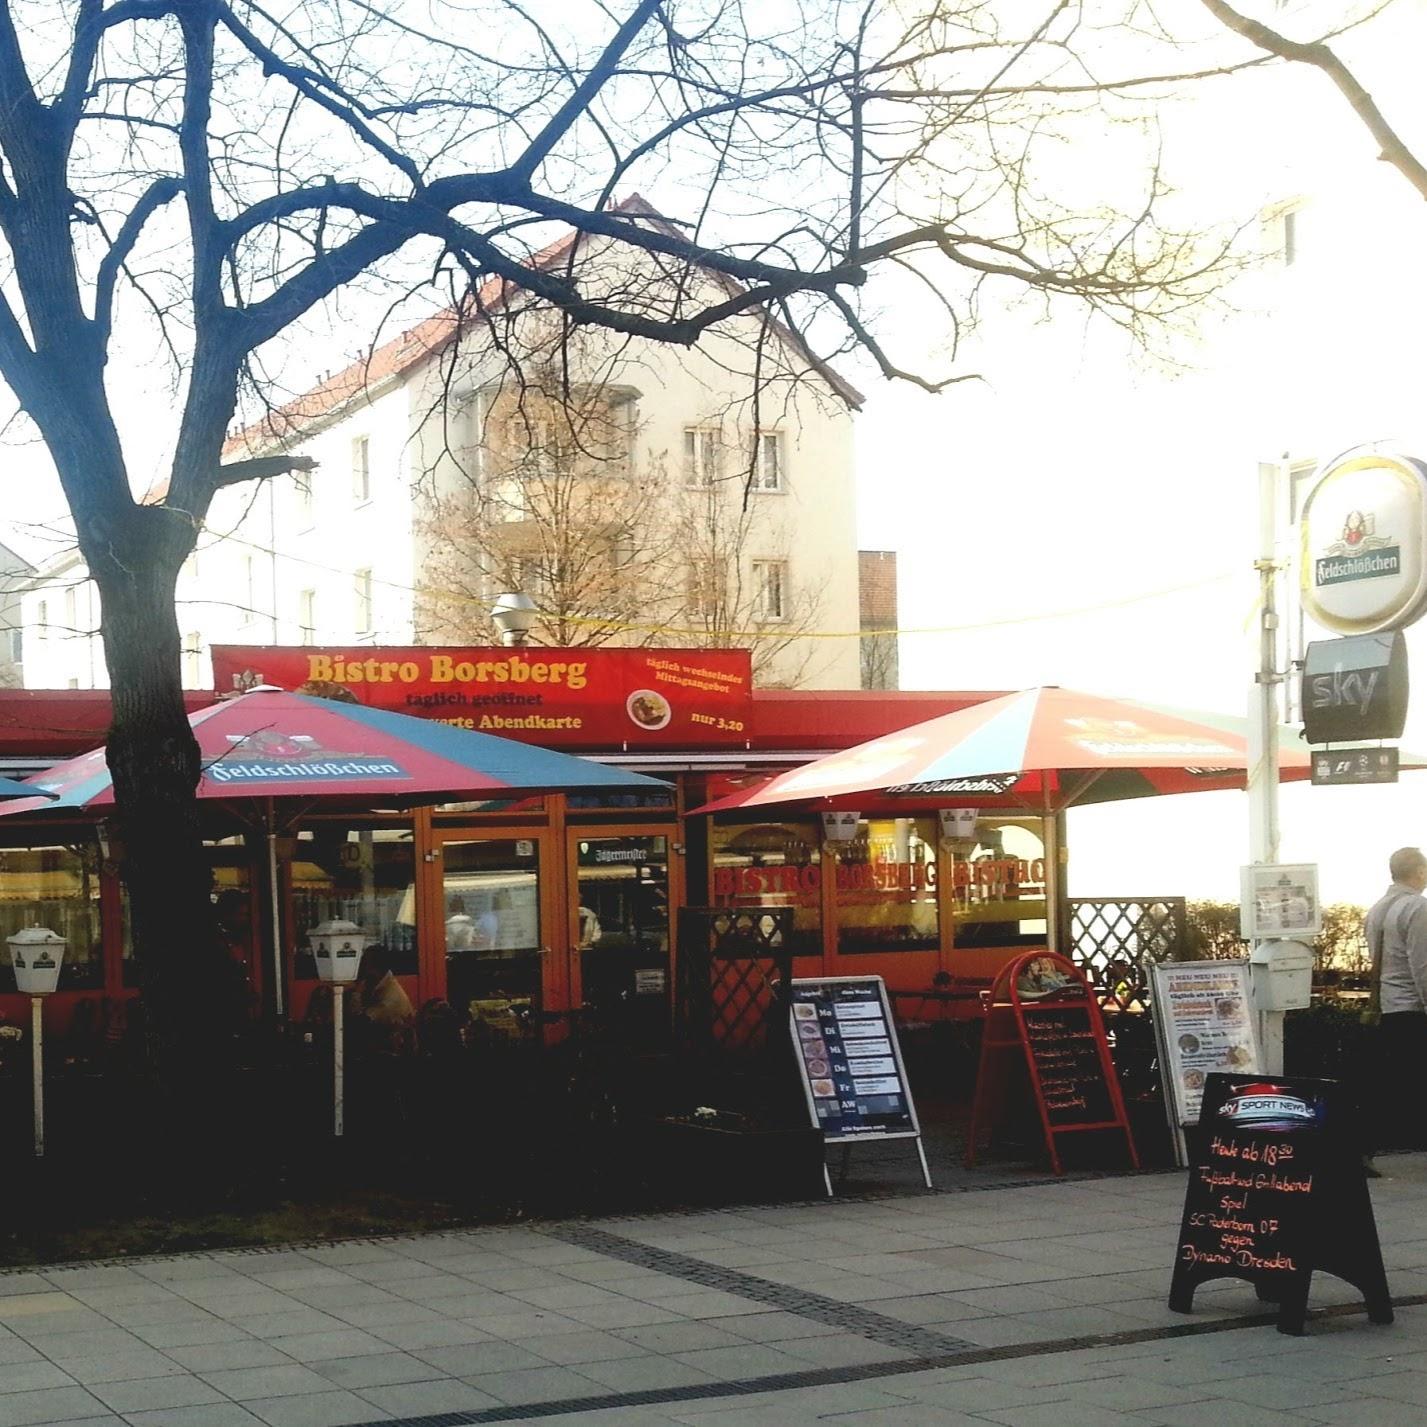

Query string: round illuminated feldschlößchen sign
1300 451 1427 635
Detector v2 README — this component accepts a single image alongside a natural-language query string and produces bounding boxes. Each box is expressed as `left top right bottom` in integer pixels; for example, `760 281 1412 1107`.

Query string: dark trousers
1377 1012 1427 1151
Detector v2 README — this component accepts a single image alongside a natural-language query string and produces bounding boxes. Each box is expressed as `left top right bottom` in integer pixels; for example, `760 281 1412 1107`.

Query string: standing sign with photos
1150 960 1261 1165
789 976 932 1195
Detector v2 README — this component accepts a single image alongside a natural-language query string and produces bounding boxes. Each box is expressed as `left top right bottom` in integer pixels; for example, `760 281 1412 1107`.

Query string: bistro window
0 843 103 991
711 820 822 958
834 817 939 954
290 824 417 979
950 815 1048 947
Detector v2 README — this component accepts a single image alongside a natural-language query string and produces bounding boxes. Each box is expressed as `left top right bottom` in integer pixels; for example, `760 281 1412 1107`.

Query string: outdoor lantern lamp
6 926 66 1158
307 919 370 1138
491 591 538 646
938 808 979 843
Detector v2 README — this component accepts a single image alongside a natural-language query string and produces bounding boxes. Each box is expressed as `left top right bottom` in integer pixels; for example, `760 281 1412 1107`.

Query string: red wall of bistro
0 672 1055 1038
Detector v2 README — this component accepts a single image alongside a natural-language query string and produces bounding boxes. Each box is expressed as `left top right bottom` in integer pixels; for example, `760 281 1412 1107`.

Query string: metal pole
1248 460 1287 1073
268 823 285 1019
333 983 345 1137
31 995 44 1158
1043 794 1061 954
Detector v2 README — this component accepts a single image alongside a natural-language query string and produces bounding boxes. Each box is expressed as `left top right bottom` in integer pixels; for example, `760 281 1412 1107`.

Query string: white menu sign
1151 960 1260 1145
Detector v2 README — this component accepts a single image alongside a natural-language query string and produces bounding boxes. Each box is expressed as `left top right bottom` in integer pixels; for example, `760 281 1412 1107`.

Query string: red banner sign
210 645 753 747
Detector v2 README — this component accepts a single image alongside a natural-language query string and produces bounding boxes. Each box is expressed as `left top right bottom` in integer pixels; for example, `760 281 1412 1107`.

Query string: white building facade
21 205 864 692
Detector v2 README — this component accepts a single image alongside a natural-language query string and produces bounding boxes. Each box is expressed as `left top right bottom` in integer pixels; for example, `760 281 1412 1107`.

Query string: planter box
644 1116 826 1202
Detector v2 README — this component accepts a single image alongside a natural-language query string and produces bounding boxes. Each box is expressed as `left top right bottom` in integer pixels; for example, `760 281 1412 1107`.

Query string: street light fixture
491 591 538 647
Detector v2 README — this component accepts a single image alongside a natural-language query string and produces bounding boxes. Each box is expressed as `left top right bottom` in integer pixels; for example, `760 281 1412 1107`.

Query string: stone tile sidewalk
2 1156 1425 1426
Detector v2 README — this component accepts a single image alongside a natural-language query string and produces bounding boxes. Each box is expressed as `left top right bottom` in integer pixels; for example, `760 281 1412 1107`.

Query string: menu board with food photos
1151 961 1260 1164
790 977 932 1192
1169 1073 1392 1336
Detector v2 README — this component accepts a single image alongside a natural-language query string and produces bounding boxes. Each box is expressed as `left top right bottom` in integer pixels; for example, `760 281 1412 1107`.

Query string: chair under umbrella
0 689 665 1014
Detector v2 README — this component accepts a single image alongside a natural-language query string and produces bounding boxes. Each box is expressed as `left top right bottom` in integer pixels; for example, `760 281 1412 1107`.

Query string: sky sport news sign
1300 451 1427 635
211 646 753 748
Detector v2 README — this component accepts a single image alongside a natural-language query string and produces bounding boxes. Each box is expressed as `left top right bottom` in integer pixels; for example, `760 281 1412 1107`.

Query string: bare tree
0 0 1245 1083
416 372 688 648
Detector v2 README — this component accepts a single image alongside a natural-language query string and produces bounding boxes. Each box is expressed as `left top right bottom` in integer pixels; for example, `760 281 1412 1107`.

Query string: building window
36 600 47 633
298 588 316 644
684 427 721 486
752 560 787 621
0 845 104 991
295 467 314 526
64 586 76 632
834 817 941 955
354 568 373 634
8 628 21 663
686 559 726 619
754 432 784 491
291 824 418 980
711 820 822 958
352 436 371 503
183 632 202 688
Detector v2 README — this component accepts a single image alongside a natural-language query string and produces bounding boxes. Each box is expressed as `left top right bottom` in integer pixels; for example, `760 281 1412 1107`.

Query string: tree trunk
96 555 237 1102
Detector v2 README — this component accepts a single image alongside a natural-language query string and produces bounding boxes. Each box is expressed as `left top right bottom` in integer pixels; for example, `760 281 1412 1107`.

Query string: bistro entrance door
568 826 678 1043
427 830 561 1035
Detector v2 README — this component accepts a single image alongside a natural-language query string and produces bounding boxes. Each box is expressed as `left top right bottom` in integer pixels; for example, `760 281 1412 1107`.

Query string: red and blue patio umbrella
693 686 1426 956
0 688 661 812
694 685 1423 816
0 776 52 800
0 690 663 1014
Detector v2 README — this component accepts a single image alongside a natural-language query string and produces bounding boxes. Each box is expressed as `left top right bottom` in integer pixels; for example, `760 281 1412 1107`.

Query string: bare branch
1198 0 1427 203
509 0 665 182
94 176 184 346
213 451 317 489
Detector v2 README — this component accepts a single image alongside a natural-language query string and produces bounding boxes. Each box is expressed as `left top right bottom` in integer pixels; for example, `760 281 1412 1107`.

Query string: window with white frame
36 599 47 633
683 427 721 486
754 432 784 491
298 589 316 644
752 559 788 621
295 467 314 525
8 629 21 663
352 436 371 503
686 558 726 618
354 568 373 634
63 586 76 632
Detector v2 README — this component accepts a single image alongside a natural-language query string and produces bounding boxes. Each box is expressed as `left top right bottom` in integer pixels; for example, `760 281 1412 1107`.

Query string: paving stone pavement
3 1156 1427 1425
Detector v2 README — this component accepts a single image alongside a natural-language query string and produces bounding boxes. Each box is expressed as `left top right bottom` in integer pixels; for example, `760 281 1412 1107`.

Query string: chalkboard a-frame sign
965 951 1139 1176
1169 1073 1392 1335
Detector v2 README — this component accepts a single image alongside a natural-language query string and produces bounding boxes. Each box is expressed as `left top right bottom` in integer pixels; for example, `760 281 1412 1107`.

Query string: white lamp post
8 927 66 1157
491 591 538 647
308 919 369 1137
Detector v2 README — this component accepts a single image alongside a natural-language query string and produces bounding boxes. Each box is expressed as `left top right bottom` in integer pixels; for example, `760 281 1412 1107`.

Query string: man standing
1365 847 1427 1150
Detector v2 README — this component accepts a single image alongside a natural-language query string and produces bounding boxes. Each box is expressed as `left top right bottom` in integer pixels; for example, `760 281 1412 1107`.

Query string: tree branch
94 175 184 346
213 451 317 490
509 0 664 182
1198 0 1427 203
